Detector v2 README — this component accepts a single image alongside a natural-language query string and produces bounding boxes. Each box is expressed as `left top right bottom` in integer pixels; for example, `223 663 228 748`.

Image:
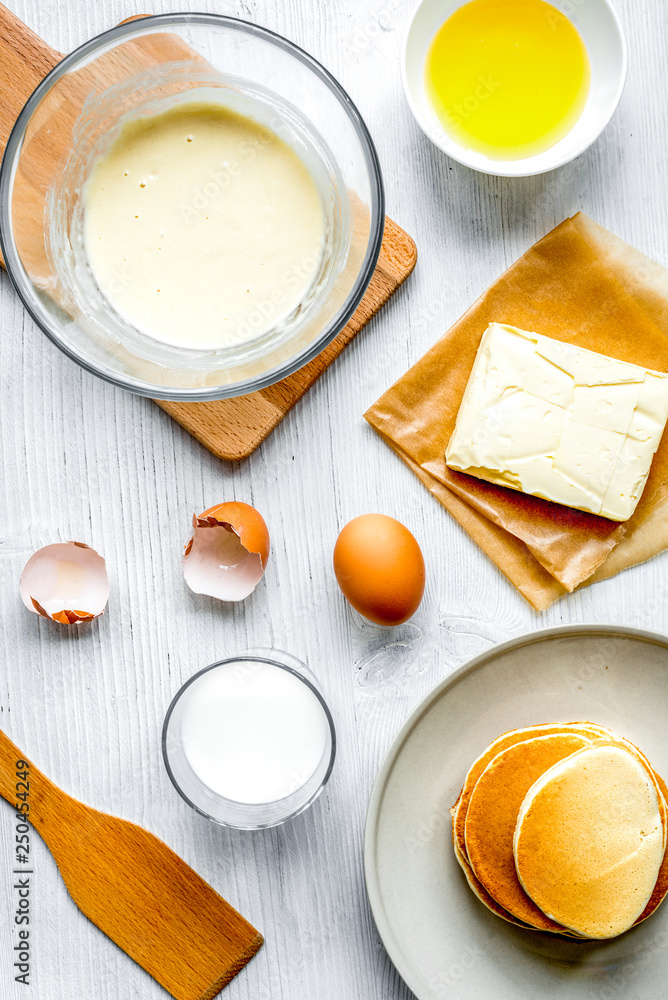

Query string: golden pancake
637 771 668 924
618 737 668 852
514 744 665 938
451 723 667 938
565 740 668 926
465 732 595 930
452 834 532 928
452 722 610 865
452 831 586 936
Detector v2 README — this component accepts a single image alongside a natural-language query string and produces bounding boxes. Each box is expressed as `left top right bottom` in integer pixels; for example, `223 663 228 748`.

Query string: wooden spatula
0 728 263 1000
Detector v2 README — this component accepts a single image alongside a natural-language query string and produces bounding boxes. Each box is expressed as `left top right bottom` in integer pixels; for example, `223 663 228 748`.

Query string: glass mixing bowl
0 14 385 400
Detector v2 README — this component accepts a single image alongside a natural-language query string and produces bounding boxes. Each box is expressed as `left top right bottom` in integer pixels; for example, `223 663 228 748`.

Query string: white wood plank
0 0 667 997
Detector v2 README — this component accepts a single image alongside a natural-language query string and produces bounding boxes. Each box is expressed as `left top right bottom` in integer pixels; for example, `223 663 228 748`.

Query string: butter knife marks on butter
445 324 668 522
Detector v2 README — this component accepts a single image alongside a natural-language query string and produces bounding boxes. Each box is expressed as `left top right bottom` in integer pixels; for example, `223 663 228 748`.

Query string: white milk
179 660 330 804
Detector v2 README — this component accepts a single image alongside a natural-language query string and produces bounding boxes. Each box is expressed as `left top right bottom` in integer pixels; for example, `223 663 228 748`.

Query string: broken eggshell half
20 541 109 624
183 502 270 602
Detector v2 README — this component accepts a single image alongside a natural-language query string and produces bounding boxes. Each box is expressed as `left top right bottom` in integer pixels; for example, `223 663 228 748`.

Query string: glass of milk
162 651 336 829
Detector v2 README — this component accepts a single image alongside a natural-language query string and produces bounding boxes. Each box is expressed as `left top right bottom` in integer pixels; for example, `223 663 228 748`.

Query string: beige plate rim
363 623 668 1000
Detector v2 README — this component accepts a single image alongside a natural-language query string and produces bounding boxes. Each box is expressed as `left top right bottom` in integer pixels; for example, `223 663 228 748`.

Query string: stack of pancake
451 723 668 938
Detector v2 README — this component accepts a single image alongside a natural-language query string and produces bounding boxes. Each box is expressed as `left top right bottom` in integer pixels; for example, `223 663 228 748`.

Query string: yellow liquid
425 0 591 160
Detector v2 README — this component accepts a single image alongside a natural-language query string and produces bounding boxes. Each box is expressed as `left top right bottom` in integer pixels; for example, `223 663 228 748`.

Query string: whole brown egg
333 514 425 626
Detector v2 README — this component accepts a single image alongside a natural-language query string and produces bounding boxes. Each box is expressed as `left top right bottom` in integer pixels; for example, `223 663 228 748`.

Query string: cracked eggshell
20 542 109 624
183 502 270 602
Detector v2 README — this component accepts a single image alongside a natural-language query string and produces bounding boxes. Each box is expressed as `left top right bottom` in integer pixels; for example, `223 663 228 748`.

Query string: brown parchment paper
365 213 668 610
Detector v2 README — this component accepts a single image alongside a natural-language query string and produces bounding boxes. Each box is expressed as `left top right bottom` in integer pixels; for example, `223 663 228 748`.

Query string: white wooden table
0 0 666 997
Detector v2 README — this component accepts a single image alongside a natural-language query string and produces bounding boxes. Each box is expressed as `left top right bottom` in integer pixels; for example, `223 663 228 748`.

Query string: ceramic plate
364 625 668 1000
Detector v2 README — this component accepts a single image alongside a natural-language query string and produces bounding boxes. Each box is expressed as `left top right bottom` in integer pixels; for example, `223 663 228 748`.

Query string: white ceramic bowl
402 0 627 177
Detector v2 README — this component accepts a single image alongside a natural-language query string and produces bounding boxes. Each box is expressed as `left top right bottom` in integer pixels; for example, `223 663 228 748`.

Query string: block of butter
445 324 668 521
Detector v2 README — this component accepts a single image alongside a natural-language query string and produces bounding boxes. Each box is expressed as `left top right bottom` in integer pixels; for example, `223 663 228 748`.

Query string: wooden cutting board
0 4 417 460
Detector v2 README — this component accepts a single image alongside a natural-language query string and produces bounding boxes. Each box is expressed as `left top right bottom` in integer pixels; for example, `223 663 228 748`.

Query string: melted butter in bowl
425 0 591 161
83 101 327 351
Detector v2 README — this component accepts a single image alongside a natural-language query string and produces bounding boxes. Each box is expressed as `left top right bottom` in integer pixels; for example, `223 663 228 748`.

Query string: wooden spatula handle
0 729 37 805
0 726 263 999
0 729 73 841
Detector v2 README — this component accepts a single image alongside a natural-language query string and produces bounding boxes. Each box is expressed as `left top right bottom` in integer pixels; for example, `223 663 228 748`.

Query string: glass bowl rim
0 12 385 401
161 652 337 830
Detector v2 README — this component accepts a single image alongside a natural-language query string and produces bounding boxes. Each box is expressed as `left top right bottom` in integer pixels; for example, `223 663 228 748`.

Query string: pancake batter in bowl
83 101 326 350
